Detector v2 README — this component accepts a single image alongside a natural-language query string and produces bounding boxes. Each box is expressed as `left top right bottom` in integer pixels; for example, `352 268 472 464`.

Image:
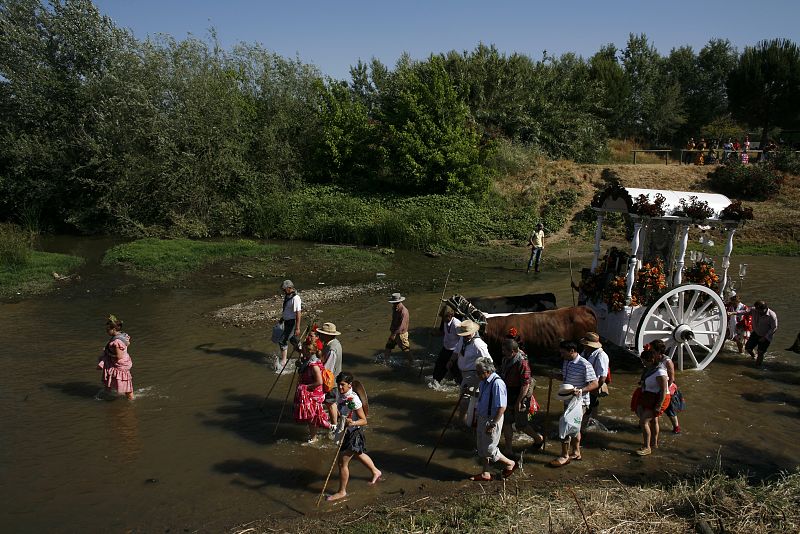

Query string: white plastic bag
558 396 584 440
463 394 477 428
271 322 284 344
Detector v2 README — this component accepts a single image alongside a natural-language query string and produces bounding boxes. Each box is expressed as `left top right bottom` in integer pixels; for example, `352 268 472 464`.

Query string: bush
0 223 32 268
541 189 579 231
707 162 783 200
770 148 800 175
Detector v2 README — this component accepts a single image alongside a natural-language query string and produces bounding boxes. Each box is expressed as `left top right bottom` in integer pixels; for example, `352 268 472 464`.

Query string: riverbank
241 468 800 534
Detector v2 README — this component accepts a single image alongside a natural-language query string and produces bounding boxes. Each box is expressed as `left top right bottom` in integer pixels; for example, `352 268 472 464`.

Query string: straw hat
388 292 406 303
557 383 576 400
317 322 341 336
457 320 480 337
579 332 602 349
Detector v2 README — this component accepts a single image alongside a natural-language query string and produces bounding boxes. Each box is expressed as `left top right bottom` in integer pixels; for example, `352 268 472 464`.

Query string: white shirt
584 347 609 382
644 366 668 393
454 336 490 372
442 317 462 351
282 293 302 321
335 390 363 426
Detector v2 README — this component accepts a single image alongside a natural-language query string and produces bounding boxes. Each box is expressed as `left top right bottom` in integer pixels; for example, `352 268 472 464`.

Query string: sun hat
317 322 341 336
281 279 294 290
457 320 480 337
579 332 602 349
388 292 406 303
557 383 576 400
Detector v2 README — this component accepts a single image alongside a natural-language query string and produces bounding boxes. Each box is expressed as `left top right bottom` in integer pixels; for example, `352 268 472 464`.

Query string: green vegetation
102 238 279 280
305 245 390 273
0 222 32 267
707 162 784 200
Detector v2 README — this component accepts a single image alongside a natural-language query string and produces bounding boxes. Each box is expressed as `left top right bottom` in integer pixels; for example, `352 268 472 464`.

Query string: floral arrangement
633 258 668 306
672 196 715 220
631 193 667 217
603 274 638 312
591 181 631 210
580 271 606 303
684 259 720 291
719 200 754 221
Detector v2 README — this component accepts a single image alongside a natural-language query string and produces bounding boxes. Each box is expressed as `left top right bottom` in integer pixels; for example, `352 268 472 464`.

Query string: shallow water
1 238 799 532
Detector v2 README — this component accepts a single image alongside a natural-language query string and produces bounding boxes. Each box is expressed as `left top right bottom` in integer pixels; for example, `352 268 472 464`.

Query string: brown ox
467 293 556 314
481 307 597 358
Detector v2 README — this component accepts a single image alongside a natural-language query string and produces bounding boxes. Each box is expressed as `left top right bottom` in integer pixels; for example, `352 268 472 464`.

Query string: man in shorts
742 300 778 366
277 279 301 367
384 292 411 360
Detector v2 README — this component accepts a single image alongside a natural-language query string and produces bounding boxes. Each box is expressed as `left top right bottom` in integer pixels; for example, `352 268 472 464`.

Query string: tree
727 38 800 144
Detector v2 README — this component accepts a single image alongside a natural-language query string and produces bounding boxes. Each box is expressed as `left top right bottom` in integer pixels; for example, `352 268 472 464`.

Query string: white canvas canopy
594 187 732 221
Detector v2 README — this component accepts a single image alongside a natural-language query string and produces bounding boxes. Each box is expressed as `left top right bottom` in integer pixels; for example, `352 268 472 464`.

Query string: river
1 238 798 532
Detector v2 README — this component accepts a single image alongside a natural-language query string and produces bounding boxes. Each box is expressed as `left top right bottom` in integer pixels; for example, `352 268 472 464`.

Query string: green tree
727 38 800 144
590 44 630 138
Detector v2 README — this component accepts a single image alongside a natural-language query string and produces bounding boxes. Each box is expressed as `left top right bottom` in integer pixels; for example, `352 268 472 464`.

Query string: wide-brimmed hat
317 322 341 336
388 292 406 303
457 320 480 337
557 383 575 400
580 332 602 349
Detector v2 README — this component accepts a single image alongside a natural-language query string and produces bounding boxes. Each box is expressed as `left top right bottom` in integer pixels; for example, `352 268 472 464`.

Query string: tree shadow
195 342 270 365
199 391 307 445
740 369 800 386
44 381 101 399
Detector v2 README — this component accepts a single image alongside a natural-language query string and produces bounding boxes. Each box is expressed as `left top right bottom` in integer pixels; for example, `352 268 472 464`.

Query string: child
326 372 382 501
97 315 134 399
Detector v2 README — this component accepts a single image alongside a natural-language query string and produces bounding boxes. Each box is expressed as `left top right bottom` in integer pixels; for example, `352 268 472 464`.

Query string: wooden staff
317 421 346 507
419 268 452 378
568 247 576 307
425 390 464 468
541 376 554 450
273 366 298 435
259 316 316 412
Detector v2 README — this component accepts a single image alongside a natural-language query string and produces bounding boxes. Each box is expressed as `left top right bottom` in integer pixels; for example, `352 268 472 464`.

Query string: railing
631 149 671 165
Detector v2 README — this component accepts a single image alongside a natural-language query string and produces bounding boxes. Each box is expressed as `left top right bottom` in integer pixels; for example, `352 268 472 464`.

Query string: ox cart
581 183 751 370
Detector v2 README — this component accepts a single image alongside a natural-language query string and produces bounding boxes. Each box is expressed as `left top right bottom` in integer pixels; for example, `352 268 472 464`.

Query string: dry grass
245 469 800 534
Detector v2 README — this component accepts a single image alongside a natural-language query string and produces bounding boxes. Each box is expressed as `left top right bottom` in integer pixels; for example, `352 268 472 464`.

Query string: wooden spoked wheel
635 284 727 371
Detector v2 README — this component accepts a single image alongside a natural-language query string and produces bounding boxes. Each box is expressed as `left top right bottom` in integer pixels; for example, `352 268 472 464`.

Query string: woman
500 338 543 457
650 340 684 434
326 372 382 501
726 295 751 354
293 337 330 443
97 315 134 399
634 349 669 456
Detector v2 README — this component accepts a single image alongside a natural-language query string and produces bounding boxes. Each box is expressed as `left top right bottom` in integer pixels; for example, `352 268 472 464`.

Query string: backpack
321 367 336 393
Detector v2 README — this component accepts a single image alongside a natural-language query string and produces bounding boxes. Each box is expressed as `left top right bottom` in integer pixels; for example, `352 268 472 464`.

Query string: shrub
541 189 579 231
0 223 32 268
770 148 800 175
707 162 783 200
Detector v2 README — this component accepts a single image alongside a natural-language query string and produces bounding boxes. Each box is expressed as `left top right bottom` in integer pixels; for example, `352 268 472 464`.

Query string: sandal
549 456 571 468
501 462 519 479
635 447 652 456
469 473 493 482
569 453 582 461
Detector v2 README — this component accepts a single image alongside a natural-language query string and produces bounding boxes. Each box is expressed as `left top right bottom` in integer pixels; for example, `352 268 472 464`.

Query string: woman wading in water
326 372 382 501
97 315 134 399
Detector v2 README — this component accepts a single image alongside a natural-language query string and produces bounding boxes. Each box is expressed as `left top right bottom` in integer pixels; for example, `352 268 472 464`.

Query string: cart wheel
635 284 726 371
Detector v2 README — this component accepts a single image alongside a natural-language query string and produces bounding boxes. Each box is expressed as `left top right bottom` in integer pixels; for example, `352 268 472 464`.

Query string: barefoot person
277 280 302 368
293 336 330 443
633 349 669 456
500 338 543 457
470 356 517 481
97 315 135 400
326 372 382 501
734 300 778 366
384 293 411 361
650 339 684 434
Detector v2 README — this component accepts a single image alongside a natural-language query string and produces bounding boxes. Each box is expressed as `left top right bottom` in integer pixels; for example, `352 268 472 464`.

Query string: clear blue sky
94 0 799 80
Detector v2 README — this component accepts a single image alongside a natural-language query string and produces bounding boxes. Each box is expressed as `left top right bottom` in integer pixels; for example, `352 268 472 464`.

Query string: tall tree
727 38 800 144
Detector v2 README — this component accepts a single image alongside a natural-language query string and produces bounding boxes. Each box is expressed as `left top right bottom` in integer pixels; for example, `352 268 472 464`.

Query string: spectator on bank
722 138 733 162
684 137 696 164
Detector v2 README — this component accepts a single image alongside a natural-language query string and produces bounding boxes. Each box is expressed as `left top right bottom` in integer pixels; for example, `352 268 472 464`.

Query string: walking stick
317 421 346 507
568 247 576 307
541 376 554 451
425 391 464 468
419 268 452 378
273 367 297 435
259 316 316 412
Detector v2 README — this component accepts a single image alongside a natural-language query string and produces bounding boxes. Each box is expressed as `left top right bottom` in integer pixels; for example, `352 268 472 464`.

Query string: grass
102 238 279 280
257 468 800 534
601 138 675 164
304 245 391 273
0 251 84 297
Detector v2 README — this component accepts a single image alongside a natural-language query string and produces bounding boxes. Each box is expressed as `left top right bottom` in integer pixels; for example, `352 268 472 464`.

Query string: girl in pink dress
293 337 330 442
97 315 134 399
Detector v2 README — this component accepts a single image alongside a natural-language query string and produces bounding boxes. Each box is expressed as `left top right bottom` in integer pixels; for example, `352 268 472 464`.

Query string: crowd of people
683 135 782 165
95 278 785 500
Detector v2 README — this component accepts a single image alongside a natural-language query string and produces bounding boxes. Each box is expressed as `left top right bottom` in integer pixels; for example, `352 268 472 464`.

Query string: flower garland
719 200 754 221
631 193 667 217
633 258 668 307
672 196 715 221
603 274 638 312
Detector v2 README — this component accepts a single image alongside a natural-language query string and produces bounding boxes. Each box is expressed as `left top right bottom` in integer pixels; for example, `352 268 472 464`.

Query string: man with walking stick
276 280 302 370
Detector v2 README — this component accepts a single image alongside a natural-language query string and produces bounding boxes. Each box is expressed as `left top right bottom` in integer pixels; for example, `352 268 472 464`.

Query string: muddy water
1 239 799 532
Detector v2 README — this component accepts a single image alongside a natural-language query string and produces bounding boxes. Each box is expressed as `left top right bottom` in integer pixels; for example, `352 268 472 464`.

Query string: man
579 332 609 433
318 322 343 427
450 319 490 422
384 292 410 360
550 340 598 467
469 356 517 481
740 300 778 366
277 280 301 368
527 223 545 273
432 306 461 386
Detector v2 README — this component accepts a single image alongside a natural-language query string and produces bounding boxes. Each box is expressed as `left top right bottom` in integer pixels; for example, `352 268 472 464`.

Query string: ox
466 292 556 314
482 307 597 359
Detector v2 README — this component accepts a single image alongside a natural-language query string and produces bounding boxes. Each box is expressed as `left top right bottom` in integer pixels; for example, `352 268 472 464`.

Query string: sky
93 0 800 80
